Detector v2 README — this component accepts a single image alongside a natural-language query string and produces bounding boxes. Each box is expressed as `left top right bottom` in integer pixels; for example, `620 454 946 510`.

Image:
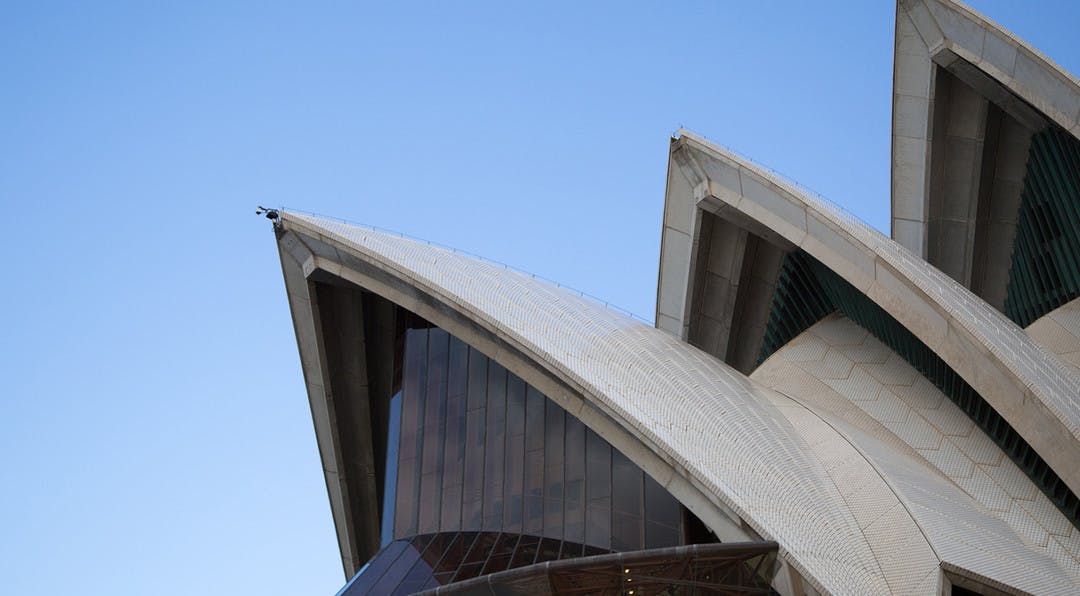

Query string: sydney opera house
269 1 1080 594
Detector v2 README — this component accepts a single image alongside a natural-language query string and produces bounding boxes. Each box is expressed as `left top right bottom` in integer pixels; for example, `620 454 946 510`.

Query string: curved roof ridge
280 211 912 594
753 316 1080 587
672 132 1080 480
938 0 1080 90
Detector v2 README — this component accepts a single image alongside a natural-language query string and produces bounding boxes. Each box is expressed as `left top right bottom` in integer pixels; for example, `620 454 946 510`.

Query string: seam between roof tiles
769 386 944 568
784 319 1080 575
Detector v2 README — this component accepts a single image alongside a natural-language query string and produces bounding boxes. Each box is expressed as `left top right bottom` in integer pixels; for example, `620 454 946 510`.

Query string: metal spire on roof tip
255 206 280 221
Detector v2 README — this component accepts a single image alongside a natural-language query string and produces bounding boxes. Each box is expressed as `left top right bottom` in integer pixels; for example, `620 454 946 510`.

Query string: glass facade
342 325 718 594
387 327 691 549
340 533 777 596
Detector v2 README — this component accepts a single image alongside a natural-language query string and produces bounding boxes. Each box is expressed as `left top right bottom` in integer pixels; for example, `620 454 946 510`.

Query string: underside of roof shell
658 131 1080 512
274 212 1021 595
891 0 1080 312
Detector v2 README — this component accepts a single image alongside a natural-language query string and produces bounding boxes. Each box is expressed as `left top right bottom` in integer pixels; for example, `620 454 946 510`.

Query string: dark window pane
342 539 409 594
431 572 456 586
583 545 608 557
536 538 561 563
490 533 519 558
461 408 486 530
481 555 512 575
525 385 545 453
466 350 487 412
510 535 539 568
419 330 449 534
463 532 497 565
559 540 583 560
612 450 641 515
482 534 520 575
524 450 544 534
440 339 469 532
398 329 427 463
447 337 469 399
585 430 611 508
482 362 507 530
434 532 476 573
452 562 484 582
506 375 526 438
644 472 680 528
392 554 436 596
394 456 418 539
503 429 525 532
381 392 402 547
544 401 565 538
421 532 455 567
503 375 526 532
611 511 642 551
394 329 428 537
585 503 611 549
645 520 681 550
563 416 586 544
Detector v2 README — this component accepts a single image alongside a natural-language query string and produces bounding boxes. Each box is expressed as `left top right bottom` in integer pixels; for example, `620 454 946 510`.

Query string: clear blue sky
3 2 1079 594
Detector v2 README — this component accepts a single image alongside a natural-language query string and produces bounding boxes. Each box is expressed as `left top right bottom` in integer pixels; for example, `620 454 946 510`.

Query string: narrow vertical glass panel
419 329 449 534
441 337 469 530
524 385 545 453
585 429 611 507
393 455 418 540
462 346 487 531
395 329 427 538
466 350 488 412
482 362 507 530
461 407 485 530
563 415 586 544
506 374 526 438
523 387 545 536
503 430 524 533
381 391 403 547
523 449 544 534
611 450 641 515
611 511 642 551
543 400 565 538
584 429 612 549
398 328 428 463
585 504 611 549
644 472 681 529
645 521 680 550
503 375 526 532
